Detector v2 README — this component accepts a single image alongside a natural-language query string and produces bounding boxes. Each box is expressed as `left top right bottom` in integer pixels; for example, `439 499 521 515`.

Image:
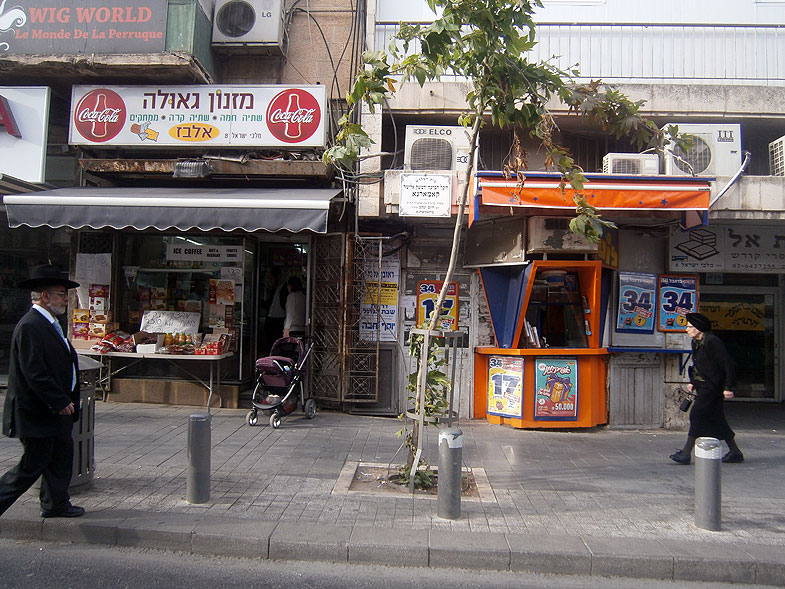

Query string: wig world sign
0 1 167 54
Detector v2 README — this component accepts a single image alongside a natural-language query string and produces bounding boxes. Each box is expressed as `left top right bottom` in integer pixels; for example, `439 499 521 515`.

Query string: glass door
699 287 779 400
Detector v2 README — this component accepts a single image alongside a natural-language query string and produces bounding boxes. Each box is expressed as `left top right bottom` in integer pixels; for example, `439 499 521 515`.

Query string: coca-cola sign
266 89 321 144
73 88 126 142
68 85 327 148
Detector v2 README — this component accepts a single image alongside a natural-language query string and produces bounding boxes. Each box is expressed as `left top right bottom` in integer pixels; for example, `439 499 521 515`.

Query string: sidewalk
0 398 784 585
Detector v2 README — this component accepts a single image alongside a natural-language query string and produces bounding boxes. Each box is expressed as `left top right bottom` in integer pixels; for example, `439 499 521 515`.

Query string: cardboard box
134 332 165 353
73 309 90 323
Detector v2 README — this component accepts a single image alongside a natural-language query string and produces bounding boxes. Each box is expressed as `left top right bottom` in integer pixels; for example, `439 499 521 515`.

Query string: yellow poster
416 281 459 330
700 301 765 331
363 281 398 306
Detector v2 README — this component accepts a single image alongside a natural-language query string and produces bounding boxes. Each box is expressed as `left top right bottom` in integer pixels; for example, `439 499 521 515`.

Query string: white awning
4 186 341 233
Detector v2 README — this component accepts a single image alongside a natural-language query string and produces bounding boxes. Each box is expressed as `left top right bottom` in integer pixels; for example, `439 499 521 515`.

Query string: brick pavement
0 397 784 584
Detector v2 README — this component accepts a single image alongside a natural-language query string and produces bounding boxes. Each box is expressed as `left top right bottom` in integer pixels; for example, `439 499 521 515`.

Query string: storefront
4 187 341 407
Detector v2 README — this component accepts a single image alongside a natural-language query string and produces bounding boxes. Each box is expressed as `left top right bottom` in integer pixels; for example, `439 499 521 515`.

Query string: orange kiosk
474 260 608 428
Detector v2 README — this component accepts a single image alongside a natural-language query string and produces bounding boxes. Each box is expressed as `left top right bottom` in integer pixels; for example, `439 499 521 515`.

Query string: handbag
678 387 693 412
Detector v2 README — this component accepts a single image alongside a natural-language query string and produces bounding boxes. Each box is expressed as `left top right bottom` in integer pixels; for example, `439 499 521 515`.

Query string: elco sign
69 85 326 148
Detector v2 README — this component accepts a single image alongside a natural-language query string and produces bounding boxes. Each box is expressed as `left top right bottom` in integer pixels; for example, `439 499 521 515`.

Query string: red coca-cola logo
266 89 321 144
73 88 126 143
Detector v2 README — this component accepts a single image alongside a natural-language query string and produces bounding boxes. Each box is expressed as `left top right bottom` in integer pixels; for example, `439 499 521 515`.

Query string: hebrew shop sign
69 85 327 149
0 1 167 54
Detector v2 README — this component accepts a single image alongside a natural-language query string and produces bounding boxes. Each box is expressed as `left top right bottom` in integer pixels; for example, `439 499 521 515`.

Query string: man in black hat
670 312 744 465
0 264 85 518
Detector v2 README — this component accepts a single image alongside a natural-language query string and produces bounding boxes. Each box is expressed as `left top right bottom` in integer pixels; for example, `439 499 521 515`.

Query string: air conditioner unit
212 0 284 54
403 125 472 172
769 135 785 176
662 123 741 176
527 217 598 254
602 153 659 175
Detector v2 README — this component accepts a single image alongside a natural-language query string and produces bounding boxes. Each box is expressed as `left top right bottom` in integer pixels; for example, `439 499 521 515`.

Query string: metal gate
309 233 383 404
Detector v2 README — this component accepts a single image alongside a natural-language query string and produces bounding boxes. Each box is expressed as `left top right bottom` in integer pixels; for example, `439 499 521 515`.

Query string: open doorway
256 241 309 360
699 287 779 401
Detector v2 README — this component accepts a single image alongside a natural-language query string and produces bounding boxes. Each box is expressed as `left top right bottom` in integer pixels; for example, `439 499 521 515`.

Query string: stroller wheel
270 412 282 429
304 398 317 419
246 410 259 427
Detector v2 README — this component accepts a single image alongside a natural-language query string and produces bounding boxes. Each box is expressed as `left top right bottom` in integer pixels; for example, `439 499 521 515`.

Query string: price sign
658 274 698 332
616 272 656 333
487 356 523 418
139 310 201 334
416 280 459 330
534 358 578 421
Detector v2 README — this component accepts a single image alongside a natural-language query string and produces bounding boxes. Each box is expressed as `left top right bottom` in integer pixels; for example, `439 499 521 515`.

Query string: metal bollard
695 436 722 531
186 413 211 504
437 427 463 520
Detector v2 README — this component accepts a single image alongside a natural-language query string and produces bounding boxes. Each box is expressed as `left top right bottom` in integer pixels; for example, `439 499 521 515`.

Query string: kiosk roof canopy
4 187 341 233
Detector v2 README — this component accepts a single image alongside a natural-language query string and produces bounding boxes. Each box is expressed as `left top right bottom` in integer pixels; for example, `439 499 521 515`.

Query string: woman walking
670 312 744 465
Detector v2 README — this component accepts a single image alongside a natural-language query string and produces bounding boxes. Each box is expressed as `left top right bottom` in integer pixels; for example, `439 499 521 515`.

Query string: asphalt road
0 538 778 589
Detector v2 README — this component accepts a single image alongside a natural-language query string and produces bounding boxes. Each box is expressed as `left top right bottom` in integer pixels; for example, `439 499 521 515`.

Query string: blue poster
658 274 698 332
616 272 656 333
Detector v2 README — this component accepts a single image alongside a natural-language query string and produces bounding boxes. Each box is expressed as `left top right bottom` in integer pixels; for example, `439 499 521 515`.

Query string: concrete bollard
187 413 211 504
695 436 722 531
437 427 463 520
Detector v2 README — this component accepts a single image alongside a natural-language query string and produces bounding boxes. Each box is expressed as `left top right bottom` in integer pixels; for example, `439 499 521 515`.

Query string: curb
1 509 783 585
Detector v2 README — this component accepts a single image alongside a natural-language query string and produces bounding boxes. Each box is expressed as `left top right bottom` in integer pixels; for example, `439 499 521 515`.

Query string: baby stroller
246 336 316 429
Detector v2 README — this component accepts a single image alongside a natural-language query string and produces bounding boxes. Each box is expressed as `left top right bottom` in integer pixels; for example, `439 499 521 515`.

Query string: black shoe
41 505 85 518
669 450 691 465
722 451 744 463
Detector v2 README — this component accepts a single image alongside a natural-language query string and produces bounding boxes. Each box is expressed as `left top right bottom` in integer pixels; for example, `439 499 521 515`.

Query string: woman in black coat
670 312 744 465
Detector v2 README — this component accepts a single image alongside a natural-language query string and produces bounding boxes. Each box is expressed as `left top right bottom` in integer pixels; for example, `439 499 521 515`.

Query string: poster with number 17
658 274 698 332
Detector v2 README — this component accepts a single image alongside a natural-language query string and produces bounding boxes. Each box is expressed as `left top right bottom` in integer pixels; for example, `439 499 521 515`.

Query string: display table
77 350 234 409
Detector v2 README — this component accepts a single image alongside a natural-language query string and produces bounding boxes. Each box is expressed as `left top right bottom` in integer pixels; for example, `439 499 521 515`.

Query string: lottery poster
658 274 698 332
616 272 657 333
534 358 578 421
487 356 524 418
416 280 459 330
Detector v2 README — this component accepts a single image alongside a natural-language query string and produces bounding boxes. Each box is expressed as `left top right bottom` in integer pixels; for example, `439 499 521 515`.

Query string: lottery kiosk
474 260 609 429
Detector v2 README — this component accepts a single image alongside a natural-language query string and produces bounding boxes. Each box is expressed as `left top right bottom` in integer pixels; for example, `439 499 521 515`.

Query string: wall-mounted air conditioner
403 125 472 172
212 0 284 54
662 123 741 177
527 217 598 254
602 153 659 175
769 135 785 176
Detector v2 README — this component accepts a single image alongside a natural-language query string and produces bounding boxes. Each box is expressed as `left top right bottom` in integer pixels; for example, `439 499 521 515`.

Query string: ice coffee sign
0 1 167 54
69 85 327 148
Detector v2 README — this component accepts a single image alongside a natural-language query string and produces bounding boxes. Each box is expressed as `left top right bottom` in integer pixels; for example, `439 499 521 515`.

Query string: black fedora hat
685 312 712 332
17 264 80 290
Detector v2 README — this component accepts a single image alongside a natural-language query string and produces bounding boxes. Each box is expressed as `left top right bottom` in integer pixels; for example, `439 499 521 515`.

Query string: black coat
688 332 736 440
2 308 80 438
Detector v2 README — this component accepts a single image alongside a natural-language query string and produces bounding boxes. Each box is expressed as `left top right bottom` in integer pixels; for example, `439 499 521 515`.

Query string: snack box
73 309 90 323
89 323 108 337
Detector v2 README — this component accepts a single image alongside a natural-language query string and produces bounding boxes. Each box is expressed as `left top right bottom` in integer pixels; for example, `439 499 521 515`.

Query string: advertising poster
658 274 698 332
359 256 400 342
487 356 523 418
616 271 656 333
416 280 459 331
534 358 578 420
